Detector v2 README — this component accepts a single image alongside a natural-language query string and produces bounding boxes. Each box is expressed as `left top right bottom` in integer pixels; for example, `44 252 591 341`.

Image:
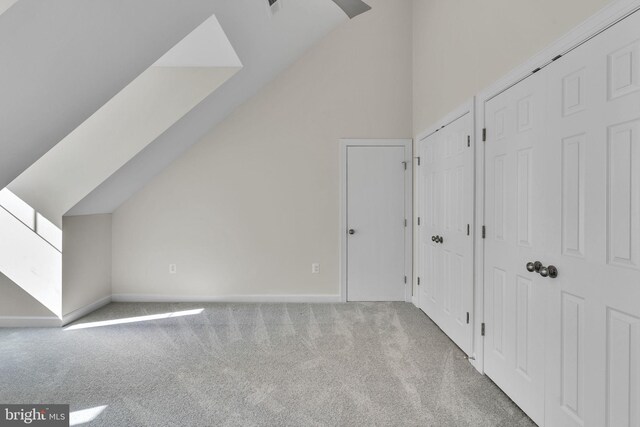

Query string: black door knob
437 236 444 244
526 262 536 272
432 236 436 242
348 229 355 235
547 265 558 278
539 266 549 277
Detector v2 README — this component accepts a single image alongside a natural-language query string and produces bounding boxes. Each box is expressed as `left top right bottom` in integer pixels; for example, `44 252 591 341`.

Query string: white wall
412 0 613 134
62 214 112 316
0 203 62 317
0 273 54 317
0 214 112 321
112 0 412 299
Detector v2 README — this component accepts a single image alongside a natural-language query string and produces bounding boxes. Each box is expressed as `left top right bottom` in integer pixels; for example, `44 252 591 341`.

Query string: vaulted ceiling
8 15 243 226
0 0 359 217
0 0 221 188
66 0 348 216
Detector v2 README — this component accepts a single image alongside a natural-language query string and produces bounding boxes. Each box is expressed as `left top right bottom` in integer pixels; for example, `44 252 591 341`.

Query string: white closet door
483 71 547 425
419 132 441 320
419 113 474 355
543 10 640 427
346 145 406 301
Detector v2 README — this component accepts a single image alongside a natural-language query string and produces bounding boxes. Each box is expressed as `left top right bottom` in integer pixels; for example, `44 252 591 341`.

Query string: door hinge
467 224 470 236
466 312 470 324
467 135 471 147
402 161 407 170
482 225 486 239
481 323 486 336
404 275 407 284
417 217 421 226
404 219 407 227
416 156 421 166
417 277 421 286
482 128 487 142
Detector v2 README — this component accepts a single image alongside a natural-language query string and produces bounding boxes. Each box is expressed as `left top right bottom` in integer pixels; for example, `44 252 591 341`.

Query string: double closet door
419 112 474 356
483 9 640 427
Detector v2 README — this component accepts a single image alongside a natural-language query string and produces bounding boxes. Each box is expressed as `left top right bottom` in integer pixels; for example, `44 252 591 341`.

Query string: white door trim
339 139 413 303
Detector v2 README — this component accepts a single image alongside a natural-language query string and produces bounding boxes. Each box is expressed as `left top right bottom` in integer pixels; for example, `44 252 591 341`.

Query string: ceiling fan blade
330 0 371 19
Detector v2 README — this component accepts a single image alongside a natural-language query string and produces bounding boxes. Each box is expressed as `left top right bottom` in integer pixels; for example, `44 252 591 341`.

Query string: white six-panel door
542 10 640 427
419 112 474 355
483 71 547 425
482 8 640 426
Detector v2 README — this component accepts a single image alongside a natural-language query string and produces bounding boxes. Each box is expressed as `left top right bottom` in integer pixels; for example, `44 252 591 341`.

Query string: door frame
473 0 640 375
339 139 413 303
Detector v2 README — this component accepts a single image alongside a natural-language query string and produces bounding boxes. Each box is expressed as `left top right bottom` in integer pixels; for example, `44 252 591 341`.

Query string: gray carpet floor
0 302 535 426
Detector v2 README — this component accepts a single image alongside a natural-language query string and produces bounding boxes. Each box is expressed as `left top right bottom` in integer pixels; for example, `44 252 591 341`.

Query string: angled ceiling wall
67 0 347 216
9 15 242 226
0 0 219 189
0 0 18 15
0 13 244 320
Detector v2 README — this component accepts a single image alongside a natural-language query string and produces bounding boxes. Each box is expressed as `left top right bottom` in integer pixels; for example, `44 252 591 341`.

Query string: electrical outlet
311 263 320 274
169 264 177 274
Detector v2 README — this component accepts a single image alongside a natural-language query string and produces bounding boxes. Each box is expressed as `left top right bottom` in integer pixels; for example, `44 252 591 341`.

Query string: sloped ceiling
66 0 349 216
0 0 18 15
9 15 242 226
0 0 225 189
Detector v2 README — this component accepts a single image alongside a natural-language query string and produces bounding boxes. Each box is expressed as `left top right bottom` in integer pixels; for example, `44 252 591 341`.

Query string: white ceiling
66 0 348 216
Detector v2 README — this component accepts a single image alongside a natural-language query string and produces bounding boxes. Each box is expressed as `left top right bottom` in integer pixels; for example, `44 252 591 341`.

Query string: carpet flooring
0 302 535 426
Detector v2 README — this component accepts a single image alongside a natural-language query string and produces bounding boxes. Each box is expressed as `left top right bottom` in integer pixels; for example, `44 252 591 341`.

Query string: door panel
419 112 474 355
483 72 546 425
543 10 640 427
346 145 406 302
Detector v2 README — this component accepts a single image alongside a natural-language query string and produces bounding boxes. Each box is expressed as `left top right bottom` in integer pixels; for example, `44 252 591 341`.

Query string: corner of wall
61 214 112 319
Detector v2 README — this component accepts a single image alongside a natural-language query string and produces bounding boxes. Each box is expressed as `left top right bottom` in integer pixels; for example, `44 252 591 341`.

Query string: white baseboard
111 293 343 303
411 296 419 307
61 295 112 326
0 316 61 328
